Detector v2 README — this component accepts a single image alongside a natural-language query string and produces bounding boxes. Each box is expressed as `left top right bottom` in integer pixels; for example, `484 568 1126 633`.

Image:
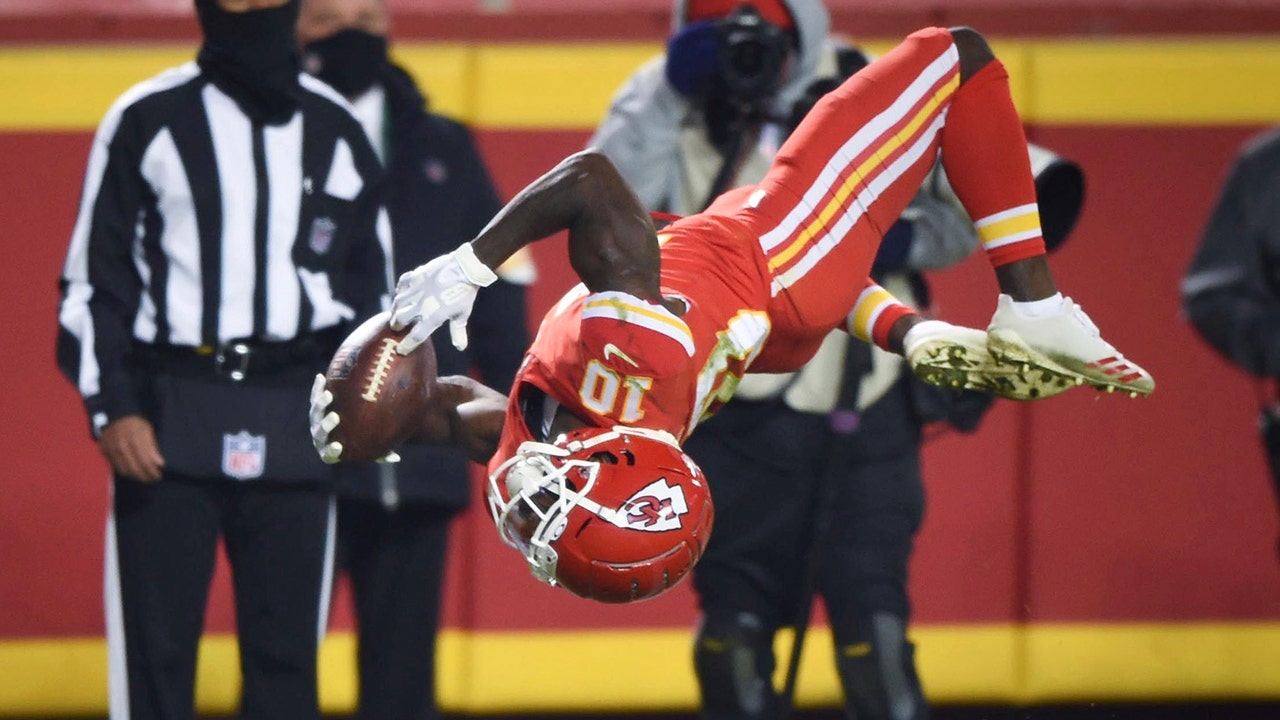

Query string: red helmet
487 426 715 603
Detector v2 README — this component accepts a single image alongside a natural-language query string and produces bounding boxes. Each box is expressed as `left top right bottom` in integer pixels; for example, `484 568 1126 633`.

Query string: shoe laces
1067 299 1101 338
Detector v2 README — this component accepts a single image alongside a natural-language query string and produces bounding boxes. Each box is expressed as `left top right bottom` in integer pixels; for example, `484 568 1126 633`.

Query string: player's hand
98 415 165 482
390 243 497 354
309 374 343 464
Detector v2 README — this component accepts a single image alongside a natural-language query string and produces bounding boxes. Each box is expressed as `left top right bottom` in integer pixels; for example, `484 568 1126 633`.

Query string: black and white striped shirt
57 62 393 435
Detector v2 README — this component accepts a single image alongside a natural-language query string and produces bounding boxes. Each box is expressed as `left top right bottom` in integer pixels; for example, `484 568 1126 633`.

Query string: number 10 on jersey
579 360 654 423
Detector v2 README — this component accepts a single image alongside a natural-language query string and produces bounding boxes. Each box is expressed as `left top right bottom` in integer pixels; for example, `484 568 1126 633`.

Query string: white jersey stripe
974 202 1040 228
139 127 204 345
205 83 258 342
57 283 100 397
770 111 948 294
582 291 696 356
263 114 304 340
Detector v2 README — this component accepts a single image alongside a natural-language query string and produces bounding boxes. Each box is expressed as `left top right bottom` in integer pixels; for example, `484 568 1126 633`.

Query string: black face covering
195 0 302 125
302 28 388 99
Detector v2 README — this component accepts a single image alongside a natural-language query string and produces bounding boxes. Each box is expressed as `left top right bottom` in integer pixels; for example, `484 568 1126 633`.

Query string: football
323 311 437 463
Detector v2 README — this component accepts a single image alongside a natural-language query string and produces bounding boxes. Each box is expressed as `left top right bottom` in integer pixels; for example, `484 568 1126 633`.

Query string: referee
54 1 390 719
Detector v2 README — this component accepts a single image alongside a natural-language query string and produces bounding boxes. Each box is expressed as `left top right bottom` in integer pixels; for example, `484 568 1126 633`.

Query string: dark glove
871 220 916 276
665 20 723 99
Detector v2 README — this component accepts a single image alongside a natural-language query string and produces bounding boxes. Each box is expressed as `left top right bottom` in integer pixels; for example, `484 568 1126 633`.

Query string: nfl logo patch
308 216 336 255
222 431 266 480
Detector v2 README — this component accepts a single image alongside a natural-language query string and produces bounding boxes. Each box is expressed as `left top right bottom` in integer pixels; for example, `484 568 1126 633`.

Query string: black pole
776 340 870 719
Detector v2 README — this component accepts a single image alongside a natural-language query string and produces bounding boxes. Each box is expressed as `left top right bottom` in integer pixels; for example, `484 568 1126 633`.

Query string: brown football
323 312 437 463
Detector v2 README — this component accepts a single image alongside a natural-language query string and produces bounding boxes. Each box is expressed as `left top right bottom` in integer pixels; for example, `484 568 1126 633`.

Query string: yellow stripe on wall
3 622 1279 715
1024 622 1280 702
0 45 195 131
1030 38 1280 125
0 38 1278 131
471 42 659 129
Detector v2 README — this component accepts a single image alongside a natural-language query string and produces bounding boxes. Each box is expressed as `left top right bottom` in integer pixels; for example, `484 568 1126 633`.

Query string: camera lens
714 5 788 106
730 39 766 77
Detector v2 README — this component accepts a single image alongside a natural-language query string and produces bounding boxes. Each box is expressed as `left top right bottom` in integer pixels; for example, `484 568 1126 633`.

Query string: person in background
297 1 530 718
1183 125 1280 560
55 1 391 718
590 2 1084 717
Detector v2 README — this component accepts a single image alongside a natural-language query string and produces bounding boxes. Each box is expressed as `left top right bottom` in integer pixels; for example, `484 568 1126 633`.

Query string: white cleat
986 294 1155 397
904 319 1074 401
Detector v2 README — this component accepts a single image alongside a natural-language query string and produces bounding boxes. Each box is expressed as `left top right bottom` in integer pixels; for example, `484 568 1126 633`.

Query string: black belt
131 327 344 382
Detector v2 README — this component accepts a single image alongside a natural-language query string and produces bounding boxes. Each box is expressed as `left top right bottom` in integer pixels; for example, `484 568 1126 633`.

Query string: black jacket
1184 126 1280 377
335 63 529 509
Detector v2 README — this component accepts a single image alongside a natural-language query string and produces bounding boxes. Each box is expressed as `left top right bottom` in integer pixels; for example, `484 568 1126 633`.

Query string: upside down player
310 26 1154 603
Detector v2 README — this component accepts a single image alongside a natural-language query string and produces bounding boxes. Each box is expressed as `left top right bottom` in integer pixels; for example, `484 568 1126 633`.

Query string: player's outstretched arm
471 149 662 300
391 150 662 354
410 375 509 464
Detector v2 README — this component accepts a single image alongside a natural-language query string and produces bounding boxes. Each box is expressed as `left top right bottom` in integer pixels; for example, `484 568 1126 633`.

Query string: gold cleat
905 320 1074 401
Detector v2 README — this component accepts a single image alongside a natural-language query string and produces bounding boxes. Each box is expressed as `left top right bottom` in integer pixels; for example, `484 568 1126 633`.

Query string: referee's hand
98 416 165 482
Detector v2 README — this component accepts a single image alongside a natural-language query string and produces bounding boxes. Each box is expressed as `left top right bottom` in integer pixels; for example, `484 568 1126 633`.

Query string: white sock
901 319 957 357
1009 292 1065 318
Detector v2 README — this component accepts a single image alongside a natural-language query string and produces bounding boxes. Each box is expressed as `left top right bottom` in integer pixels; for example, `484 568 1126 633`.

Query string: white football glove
310 374 343 464
390 243 498 355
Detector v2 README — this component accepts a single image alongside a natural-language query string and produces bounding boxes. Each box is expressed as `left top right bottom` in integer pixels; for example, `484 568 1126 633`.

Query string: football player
310 26 1153 604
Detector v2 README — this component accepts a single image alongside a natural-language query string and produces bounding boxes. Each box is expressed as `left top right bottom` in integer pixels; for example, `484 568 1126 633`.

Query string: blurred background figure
591 0 822 217
54 0 391 718
590 2 1084 718
1182 125 1280 559
297 1 531 718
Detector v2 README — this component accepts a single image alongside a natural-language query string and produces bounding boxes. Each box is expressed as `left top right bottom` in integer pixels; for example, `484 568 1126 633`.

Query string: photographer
1183 125 1280 560
590 0 823 217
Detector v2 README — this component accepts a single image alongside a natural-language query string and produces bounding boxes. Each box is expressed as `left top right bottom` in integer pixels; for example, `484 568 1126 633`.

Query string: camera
713 4 790 109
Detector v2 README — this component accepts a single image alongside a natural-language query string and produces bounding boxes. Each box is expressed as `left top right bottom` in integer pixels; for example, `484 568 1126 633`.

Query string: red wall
4 0 1280 41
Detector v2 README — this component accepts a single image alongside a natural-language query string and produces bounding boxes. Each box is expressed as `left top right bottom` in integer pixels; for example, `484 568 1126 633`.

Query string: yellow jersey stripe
847 285 895 342
582 293 695 355
978 208 1043 247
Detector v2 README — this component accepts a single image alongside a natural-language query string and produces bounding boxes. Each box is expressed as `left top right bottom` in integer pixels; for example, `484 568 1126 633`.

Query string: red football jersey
488 27 978 475
489 213 779 475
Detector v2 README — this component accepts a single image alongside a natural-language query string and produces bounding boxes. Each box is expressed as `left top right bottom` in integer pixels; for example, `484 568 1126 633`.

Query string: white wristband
455 242 499 287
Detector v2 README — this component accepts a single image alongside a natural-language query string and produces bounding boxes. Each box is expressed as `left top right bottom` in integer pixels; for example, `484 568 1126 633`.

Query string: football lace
361 338 399 402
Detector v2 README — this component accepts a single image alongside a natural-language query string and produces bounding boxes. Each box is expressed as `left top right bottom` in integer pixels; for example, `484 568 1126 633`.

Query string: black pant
336 498 454 720
684 391 926 719
108 472 333 720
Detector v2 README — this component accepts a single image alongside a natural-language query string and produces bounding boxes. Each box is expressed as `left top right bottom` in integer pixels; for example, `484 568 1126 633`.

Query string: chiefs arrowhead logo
621 478 688 532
